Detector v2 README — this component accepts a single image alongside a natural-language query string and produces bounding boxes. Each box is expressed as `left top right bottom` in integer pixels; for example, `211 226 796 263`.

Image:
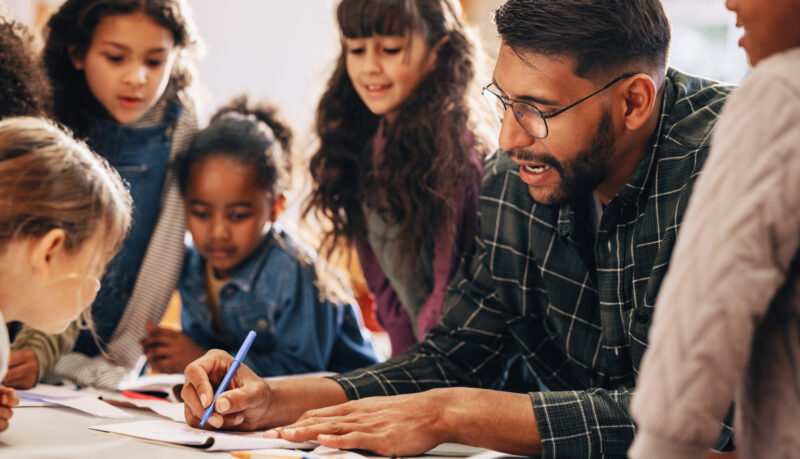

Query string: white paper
16 384 133 418
100 395 186 422
89 419 317 451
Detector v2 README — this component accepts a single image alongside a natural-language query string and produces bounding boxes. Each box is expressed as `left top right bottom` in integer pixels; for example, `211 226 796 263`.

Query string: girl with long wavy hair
305 0 489 355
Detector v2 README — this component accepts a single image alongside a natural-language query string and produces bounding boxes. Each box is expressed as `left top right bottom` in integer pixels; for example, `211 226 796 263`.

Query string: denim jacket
75 101 182 355
179 225 380 376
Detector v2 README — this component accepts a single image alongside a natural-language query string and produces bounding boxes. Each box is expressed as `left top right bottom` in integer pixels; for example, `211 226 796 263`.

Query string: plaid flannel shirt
332 68 734 457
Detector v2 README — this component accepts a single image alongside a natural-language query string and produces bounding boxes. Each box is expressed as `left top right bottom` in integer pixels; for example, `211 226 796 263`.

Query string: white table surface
1 403 489 459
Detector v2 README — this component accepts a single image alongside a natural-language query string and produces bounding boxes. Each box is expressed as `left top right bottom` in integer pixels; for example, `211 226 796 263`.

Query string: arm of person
630 68 800 457
5 319 80 388
141 322 206 374
0 386 19 432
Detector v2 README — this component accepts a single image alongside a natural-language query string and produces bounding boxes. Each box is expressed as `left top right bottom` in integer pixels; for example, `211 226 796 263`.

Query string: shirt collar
216 226 278 293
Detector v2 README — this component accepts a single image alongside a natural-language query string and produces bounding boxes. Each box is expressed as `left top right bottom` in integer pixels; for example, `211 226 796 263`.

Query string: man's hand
182 349 272 430
141 322 205 374
266 390 451 457
2 349 39 389
0 386 19 432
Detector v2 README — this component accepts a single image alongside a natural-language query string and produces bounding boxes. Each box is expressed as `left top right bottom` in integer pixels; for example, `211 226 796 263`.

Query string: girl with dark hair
8 0 200 390
0 18 51 119
305 0 489 356
140 97 379 376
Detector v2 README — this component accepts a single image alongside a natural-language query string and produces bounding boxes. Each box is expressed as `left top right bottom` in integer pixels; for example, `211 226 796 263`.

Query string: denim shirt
180 226 380 376
75 102 183 355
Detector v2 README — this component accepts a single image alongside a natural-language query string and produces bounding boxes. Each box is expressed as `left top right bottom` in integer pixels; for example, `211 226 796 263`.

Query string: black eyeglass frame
482 72 638 139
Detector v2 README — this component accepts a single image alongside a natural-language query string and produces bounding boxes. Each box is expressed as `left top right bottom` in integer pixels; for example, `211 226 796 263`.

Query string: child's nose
124 65 148 86
211 219 231 239
363 48 381 74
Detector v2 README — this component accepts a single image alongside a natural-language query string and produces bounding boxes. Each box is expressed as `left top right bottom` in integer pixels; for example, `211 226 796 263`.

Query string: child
0 17 51 119
0 116 132 432
141 97 380 376
630 1 800 457
8 0 200 390
305 0 488 355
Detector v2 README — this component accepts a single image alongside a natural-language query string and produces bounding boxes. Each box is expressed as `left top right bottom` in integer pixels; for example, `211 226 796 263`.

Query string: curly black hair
0 19 52 119
305 0 488 268
42 0 199 136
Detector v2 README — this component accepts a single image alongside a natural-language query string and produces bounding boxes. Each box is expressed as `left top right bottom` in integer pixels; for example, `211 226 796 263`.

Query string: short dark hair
176 96 292 196
494 0 671 78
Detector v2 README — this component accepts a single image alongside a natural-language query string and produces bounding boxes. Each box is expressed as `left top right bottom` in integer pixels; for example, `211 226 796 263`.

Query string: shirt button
223 286 235 296
256 318 269 331
634 311 650 324
607 240 612 252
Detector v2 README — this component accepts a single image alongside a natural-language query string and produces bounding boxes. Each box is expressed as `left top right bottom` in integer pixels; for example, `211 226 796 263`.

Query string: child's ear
270 194 287 223
68 45 85 70
30 228 67 279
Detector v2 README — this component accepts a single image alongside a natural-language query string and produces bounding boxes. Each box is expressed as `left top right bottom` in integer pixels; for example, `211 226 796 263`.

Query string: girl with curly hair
7 0 201 391
0 18 51 119
305 0 489 355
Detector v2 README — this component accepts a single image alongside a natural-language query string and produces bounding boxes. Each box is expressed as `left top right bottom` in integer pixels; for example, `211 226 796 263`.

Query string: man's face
492 45 617 206
726 0 800 66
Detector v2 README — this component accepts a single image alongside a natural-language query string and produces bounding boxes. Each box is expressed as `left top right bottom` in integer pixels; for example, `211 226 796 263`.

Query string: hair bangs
337 0 422 39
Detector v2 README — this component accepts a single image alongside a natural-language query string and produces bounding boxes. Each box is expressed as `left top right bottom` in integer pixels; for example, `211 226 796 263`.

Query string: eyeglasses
481 72 637 139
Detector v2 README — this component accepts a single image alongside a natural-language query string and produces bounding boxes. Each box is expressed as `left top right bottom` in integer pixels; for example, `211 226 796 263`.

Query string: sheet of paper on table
16 384 134 418
89 419 318 452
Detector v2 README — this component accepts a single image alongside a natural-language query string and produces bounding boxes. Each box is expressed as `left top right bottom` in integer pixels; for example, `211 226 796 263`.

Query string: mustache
509 149 564 174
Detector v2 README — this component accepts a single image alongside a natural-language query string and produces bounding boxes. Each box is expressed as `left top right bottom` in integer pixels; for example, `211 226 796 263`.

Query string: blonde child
141 97 379 376
305 0 488 356
0 116 131 431
8 0 199 390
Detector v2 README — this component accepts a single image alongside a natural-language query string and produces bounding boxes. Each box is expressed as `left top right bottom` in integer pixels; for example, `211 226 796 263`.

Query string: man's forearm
440 388 541 456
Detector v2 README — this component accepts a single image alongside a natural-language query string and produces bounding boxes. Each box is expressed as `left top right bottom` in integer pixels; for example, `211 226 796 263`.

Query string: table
1 404 488 459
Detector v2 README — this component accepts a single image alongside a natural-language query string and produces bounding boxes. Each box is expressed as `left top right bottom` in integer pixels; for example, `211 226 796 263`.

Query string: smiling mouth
524 164 551 174
364 84 390 92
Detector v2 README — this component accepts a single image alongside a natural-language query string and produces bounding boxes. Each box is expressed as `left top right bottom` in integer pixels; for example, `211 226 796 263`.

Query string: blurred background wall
3 0 748 137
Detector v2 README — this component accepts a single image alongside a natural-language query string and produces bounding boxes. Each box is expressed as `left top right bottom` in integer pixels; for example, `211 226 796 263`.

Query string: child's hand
3 349 39 389
141 322 206 374
0 386 19 432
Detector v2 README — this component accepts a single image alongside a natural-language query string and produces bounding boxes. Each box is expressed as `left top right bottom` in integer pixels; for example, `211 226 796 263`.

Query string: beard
511 108 615 207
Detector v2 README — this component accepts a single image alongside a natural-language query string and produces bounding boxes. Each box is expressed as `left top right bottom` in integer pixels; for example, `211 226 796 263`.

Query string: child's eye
348 47 365 55
383 47 402 54
104 54 124 63
190 210 210 220
146 59 164 67
229 212 252 222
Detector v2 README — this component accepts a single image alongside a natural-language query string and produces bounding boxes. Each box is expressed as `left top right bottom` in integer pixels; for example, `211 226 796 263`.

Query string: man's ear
270 195 287 223
30 229 67 279
618 74 657 131
68 45 85 70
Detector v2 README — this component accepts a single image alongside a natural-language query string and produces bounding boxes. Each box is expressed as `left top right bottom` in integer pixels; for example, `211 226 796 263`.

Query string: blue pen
199 330 257 428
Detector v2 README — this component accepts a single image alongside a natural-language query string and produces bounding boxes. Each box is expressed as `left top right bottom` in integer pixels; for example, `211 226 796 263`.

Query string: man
182 1 734 456
630 0 800 457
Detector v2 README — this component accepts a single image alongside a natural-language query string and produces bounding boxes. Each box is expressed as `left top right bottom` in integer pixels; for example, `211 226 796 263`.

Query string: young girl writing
305 0 488 355
141 97 379 376
8 0 200 390
0 116 132 432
